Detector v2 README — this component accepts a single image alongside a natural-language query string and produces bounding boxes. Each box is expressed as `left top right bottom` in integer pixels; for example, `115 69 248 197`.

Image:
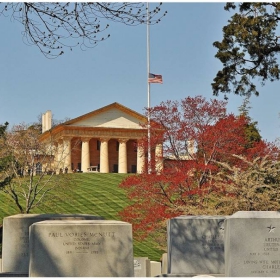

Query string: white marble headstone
2 213 103 273
29 220 134 277
167 215 226 275
225 211 280 277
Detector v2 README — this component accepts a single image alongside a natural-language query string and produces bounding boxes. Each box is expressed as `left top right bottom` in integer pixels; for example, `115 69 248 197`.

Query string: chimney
42 110 52 133
42 113 46 133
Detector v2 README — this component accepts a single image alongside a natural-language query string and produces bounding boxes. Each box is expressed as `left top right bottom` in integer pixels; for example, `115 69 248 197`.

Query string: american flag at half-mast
148 73 163 84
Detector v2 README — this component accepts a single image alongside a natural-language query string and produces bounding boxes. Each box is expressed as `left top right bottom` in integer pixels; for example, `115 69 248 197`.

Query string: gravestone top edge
170 215 227 220
31 220 130 225
229 211 280 218
3 213 101 219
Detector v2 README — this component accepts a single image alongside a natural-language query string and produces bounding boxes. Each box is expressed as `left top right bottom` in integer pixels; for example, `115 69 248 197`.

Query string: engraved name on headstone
2 214 103 273
29 220 134 277
225 211 280 277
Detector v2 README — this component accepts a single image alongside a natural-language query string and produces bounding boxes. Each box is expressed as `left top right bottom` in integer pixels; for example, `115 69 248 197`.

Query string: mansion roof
39 102 148 141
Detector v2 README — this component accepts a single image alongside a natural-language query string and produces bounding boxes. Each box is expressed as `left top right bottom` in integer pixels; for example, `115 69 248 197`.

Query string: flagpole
147 2 151 174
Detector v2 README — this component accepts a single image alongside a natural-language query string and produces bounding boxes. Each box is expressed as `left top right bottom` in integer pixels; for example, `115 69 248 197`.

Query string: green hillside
0 173 164 261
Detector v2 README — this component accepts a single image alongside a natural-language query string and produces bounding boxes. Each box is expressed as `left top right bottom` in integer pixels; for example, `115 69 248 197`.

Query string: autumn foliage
119 96 280 244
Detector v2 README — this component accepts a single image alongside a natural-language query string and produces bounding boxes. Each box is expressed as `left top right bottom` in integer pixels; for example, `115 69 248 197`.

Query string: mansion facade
39 103 163 174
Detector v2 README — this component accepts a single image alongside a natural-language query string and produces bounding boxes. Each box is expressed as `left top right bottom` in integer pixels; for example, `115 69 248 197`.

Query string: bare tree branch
0 2 167 58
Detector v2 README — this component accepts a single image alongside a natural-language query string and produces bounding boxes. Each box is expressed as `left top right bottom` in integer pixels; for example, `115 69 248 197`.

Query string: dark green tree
0 122 8 136
238 97 261 148
0 2 167 58
212 2 280 99
0 122 14 189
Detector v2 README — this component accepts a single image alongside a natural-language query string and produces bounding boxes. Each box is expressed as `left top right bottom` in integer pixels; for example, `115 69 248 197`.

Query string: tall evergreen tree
212 3 280 98
0 122 14 189
238 97 261 148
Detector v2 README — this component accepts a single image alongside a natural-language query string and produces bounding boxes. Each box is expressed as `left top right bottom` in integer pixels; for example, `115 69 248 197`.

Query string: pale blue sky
0 2 279 142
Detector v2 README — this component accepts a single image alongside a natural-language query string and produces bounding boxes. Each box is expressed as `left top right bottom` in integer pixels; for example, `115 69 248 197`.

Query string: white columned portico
118 138 128 173
155 143 163 174
81 137 91 172
100 138 110 173
63 137 72 173
137 140 145 174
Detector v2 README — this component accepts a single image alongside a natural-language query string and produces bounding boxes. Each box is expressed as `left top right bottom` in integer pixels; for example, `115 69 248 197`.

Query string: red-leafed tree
119 96 279 248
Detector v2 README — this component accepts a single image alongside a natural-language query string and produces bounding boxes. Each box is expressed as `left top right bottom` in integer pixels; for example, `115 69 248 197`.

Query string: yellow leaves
212 155 280 213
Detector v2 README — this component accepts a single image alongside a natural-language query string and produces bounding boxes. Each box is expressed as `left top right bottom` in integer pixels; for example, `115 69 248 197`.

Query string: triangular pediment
64 103 146 129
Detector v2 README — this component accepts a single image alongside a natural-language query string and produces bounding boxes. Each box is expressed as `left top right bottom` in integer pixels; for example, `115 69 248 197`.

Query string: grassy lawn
0 173 164 261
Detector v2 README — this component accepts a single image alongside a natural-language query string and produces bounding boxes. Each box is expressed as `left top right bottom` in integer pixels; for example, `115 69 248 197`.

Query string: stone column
51 142 57 174
81 137 91 173
63 137 72 173
137 140 145 174
56 139 64 174
100 138 110 173
118 138 128 173
155 143 163 174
